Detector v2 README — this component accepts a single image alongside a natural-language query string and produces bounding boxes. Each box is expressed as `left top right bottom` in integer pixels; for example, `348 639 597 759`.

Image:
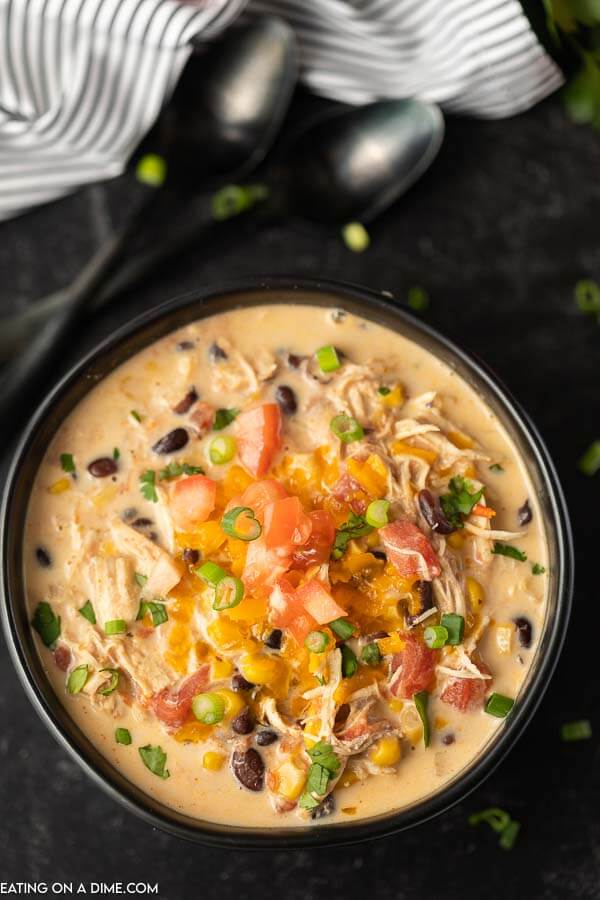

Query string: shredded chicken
85 555 138 627
209 338 277 395
110 518 182 597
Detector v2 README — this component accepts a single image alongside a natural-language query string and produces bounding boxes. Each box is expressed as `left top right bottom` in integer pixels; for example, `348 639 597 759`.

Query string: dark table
0 93 598 900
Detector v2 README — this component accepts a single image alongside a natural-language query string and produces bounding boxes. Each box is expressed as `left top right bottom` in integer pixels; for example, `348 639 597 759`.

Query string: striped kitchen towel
0 0 565 221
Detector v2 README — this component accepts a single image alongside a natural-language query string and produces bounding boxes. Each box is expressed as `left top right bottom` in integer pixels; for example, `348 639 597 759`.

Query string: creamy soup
24 304 547 827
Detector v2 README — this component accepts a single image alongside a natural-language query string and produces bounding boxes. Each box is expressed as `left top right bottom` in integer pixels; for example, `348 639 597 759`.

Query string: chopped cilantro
31 601 61 647
130 410 142 423
308 741 341 775
158 461 205 480
212 408 240 431
489 463 504 473
439 476 483 529
134 573 148 588
531 563 546 575
139 469 158 503
299 742 341 810
332 512 373 560
377 386 391 396
60 453 75 474
79 600 96 625
113 447 120 460
492 542 527 562
138 744 169 779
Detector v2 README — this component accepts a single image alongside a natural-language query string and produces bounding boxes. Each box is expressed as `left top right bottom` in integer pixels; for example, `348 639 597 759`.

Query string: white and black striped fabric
0 0 564 221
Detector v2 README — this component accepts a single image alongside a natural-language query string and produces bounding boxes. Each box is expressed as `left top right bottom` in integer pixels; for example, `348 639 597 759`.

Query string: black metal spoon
0 16 297 369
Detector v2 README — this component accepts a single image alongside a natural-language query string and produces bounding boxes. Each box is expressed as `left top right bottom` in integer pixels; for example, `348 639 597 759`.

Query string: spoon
85 99 445 303
0 16 297 365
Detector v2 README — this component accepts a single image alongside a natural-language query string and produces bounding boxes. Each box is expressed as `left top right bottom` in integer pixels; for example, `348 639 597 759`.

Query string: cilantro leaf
332 512 374 559
31 601 61 647
139 745 169 779
492 542 527 562
139 469 158 503
158 461 205 481
308 741 341 775
439 476 483 529
79 600 96 625
60 453 75 474
213 408 240 431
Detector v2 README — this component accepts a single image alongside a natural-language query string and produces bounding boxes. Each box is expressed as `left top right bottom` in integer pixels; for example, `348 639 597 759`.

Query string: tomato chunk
440 662 490 711
390 633 438 698
380 519 441 580
263 496 312 550
269 577 317 643
242 537 291 596
241 479 288 521
236 404 282 477
296 579 347 625
171 475 216 529
292 509 335 569
152 666 210 728
331 473 368 514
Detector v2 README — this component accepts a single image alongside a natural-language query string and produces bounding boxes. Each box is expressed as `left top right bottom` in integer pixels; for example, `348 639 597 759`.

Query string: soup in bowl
2 280 572 845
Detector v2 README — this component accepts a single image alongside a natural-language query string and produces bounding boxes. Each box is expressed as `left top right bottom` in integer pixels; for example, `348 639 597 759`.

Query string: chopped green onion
78 600 96 625
60 453 75 474
579 441 600 477
575 279 600 315
489 463 504 473
342 222 370 253
305 631 330 654
98 668 120 696
299 790 321 810
361 642 382 666
113 447 120 461
330 618 356 640
407 285 430 312
134 572 148 588
212 408 240 431
377 386 391 396
308 741 341 774
306 763 330 797
138 744 169 779
413 690 430 747
209 436 236 465
136 154 167 187
139 469 158 503
330 414 364 444
499 820 521 850
158 461 204 480
492 542 527 562
424 625 449 649
213 575 244 611
104 619 127 635
67 664 89 694
137 601 168 627
440 476 483 529
485 692 514 718
221 506 261 541
331 512 373 559
440 613 464 646
315 345 341 373
31 601 61 647
130 409 143 423
468 807 511 833
561 719 592 742
531 562 546 575
194 561 227 585
192 691 226 725
115 727 132 745
211 183 269 221
365 499 390 529
341 644 358 678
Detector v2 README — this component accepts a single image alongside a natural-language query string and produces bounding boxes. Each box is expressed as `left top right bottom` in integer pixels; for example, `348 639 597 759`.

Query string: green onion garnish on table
561 719 592 742
330 414 364 444
579 440 600 476
135 153 167 187
342 222 370 253
315 345 341 373
407 285 430 312
469 807 520 850
211 184 269 221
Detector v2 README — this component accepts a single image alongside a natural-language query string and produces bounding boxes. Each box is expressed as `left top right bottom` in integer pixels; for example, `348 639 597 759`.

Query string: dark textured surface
0 93 598 898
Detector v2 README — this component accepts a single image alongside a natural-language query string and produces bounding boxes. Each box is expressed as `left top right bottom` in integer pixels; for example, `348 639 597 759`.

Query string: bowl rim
0 275 574 849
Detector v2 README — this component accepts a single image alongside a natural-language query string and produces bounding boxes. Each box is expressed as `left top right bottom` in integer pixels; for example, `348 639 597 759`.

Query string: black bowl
0 277 573 848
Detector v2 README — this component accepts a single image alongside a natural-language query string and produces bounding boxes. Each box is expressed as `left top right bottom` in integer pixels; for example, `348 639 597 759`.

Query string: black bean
406 580 434 625
264 629 283 650
334 704 350 731
232 708 254 735
132 517 153 530
331 309 347 323
182 548 199 565
209 342 228 362
418 489 455 535
372 550 387 561
122 507 137 522
255 729 278 746
35 546 52 568
231 673 254 692
513 616 533 649
518 499 533 526
152 428 188 455
176 340 195 351
274 385 297 415
173 387 198 415
366 630 388 641
442 733 455 746
286 353 304 369
311 794 335 819
232 748 264 791
87 457 118 478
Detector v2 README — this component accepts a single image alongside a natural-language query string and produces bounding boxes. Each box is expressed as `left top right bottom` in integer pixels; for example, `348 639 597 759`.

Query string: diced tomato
292 510 335 569
242 537 291 596
171 475 216 529
152 665 210 728
189 402 214 436
441 663 490 711
236 404 282 477
263 496 312 551
240 479 288 521
54 644 71 672
269 577 317 644
295 579 347 625
380 519 441 580
390 633 438 698
331 473 368 514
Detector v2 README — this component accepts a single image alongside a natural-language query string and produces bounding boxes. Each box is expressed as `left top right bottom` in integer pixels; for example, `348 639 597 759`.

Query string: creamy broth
24 304 547 827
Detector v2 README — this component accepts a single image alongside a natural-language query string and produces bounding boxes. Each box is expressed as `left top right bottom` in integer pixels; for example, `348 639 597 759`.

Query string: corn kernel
238 653 282 686
203 751 225 771
401 705 423 744
466 576 484 611
378 632 405 655
341 806 357 815
369 735 402 767
48 478 71 495
339 771 359 789
388 698 403 713
346 454 388 498
380 385 404 408
216 688 246 719
174 722 212 743
447 532 465 550
211 657 234 680
223 464 255 500
207 616 245 649
494 622 514 654
274 759 307 801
